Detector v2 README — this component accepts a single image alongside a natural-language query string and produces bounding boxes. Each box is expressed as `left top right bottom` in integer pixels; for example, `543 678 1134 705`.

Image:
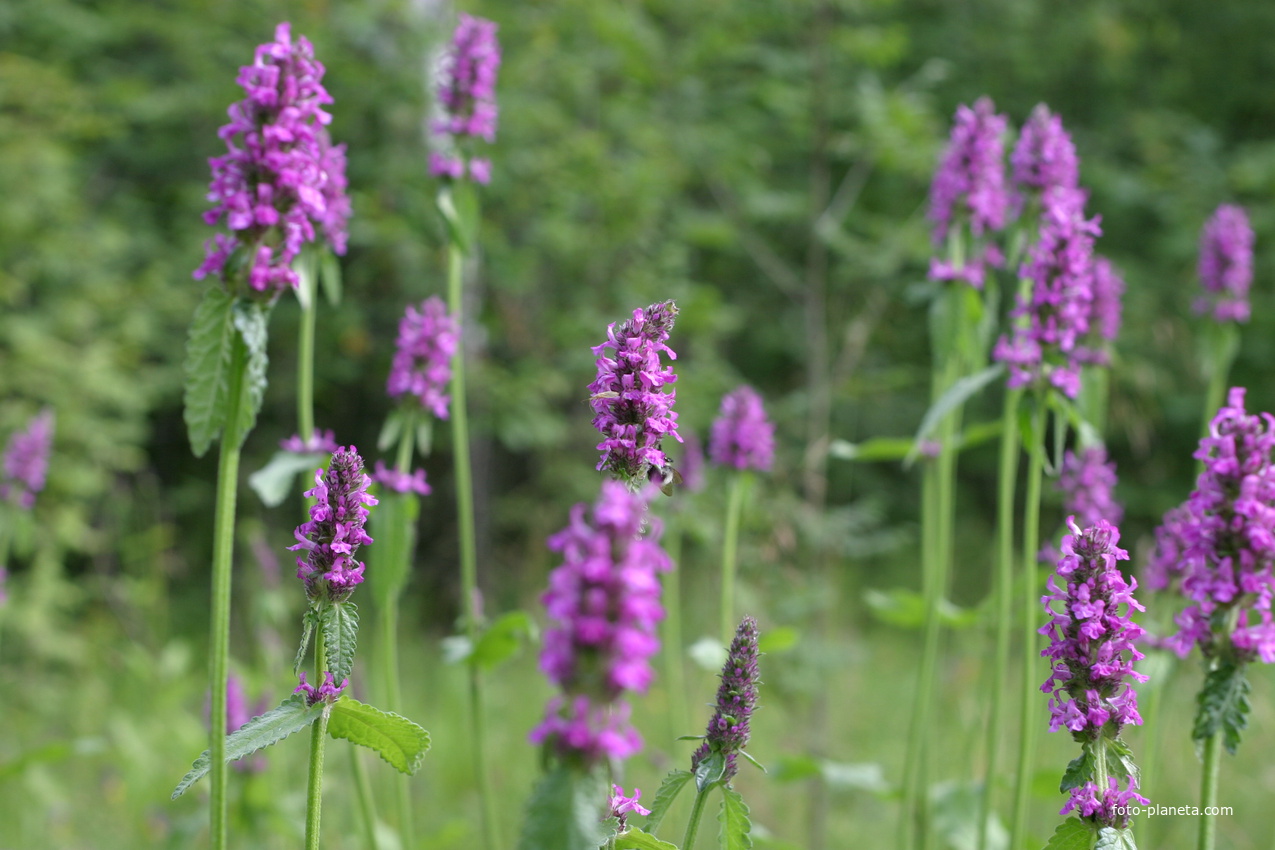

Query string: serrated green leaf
1061 749 1094 793
1043 817 1093 850
1104 737 1140 786
321 601 359 685
182 287 236 458
695 750 727 792
470 610 537 671
1095 826 1136 850
718 786 752 850
172 694 324 798
1193 660 1251 755
320 246 343 305
642 769 693 835
327 697 430 775
516 766 609 850
614 827 679 850
294 607 319 677
231 299 269 446
248 450 326 507
905 363 1005 466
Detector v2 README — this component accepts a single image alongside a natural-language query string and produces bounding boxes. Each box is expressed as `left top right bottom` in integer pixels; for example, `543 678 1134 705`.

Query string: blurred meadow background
5 0 1275 847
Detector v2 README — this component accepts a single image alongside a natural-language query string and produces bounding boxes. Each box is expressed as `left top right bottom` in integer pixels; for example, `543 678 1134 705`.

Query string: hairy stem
305 627 331 850
682 787 713 850
298 287 317 445
1197 727 1221 850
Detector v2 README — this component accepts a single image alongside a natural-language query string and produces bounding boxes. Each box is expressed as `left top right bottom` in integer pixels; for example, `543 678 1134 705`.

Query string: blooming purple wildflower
1150 388 1275 662
280 428 339 454
608 785 651 831
1194 204 1254 324
709 387 775 473
372 461 432 496
929 97 1010 244
194 23 350 293
588 301 682 489
1041 447 1123 565
1012 104 1079 198
1040 519 1147 738
993 186 1101 398
691 616 761 785
1 409 54 511
530 481 671 765
1075 256 1124 366
289 446 377 601
1061 777 1149 829
387 296 458 420
429 14 501 184
295 671 348 706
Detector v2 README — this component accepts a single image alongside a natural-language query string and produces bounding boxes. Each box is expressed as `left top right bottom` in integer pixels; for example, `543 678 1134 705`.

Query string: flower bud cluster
289 446 377 601
691 616 761 785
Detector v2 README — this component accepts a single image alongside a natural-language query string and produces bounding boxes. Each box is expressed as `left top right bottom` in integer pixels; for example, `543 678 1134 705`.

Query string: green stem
1200 323 1239 448
900 463 938 849
720 472 749 646
1009 395 1046 850
298 290 317 445
447 241 499 850
208 333 249 850
349 746 380 850
682 787 713 850
305 629 332 850
1136 655 1173 848
664 516 690 738
1198 728 1221 850
387 426 416 849
977 388 1021 850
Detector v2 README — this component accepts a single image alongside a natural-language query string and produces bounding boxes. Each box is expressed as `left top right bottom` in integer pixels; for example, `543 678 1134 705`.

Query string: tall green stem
664 517 690 737
305 632 332 850
447 242 498 850
208 334 249 850
1009 396 1046 850
720 472 749 646
977 388 1021 850
900 462 938 849
298 294 317 445
1197 727 1222 850
682 787 713 850
1201 323 1239 446
383 427 416 849
349 746 379 850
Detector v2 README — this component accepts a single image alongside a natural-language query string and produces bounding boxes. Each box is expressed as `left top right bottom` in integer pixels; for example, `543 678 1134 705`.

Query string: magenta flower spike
588 300 682 489
1012 104 1079 198
691 615 761 786
194 22 350 293
387 296 459 419
1194 204 1254 324
289 446 378 601
1075 256 1125 367
709 387 775 473
530 481 671 766
1 408 54 511
429 14 501 184
993 186 1101 398
1059 447 1123 530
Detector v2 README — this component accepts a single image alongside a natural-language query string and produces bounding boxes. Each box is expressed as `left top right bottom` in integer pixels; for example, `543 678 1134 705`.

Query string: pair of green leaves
1044 818 1136 850
171 694 430 799
183 287 270 458
641 769 753 850
293 601 359 685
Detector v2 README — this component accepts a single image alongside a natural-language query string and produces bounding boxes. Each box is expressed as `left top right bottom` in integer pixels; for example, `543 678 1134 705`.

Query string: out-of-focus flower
709 387 775 473
280 429 339 454
1075 256 1124 367
929 97 1010 243
289 446 377 601
372 461 431 496
387 296 458 420
1 409 54 511
1012 104 1079 198
429 14 501 184
1194 204 1254 324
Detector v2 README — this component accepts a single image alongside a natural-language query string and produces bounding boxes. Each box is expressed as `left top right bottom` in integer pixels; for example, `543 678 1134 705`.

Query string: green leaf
718 786 752 850
905 364 1005 466
614 828 680 850
231 299 270 446
182 287 236 458
248 450 327 507
469 610 537 672
1060 749 1094 793
327 697 430 775
1043 818 1094 850
416 418 435 457
378 408 408 453
321 601 359 685
1192 659 1251 755
1094 826 1136 850
294 247 318 311
756 626 798 654
320 246 343 305
369 492 416 607
828 436 913 462
516 766 609 850
294 607 319 677
172 694 324 798
1103 737 1140 787
863 588 979 630
437 183 480 254
694 750 727 793
641 769 693 834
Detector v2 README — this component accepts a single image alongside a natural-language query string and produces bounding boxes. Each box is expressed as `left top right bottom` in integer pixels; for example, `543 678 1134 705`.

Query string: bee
648 462 684 497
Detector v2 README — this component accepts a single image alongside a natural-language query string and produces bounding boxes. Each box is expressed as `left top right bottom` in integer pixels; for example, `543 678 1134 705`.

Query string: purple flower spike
993 186 1101 398
1012 104 1079 197
530 481 671 766
372 461 432 496
295 671 348 706
1060 447 1123 530
710 387 776 473
691 616 761 785
1040 519 1147 740
1 408 54 511
1075 256 1125 367
1194 204 1254 324
429 14 501 183
289 446 377 601
588 301 682 488
608 785 651 831
1061 777 1149 829
1150 388 1275 662
387 296 458 419
194 23 350 293
929 97 1010 245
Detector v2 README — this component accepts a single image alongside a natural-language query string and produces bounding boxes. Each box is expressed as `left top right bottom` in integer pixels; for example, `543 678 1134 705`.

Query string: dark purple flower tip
289 446 377 601
372 461 432 496
195 22 349 292
295 671 348 706
690 616 761 784
1 408 54 511
589 301 682 487
280 428 339 454
709 386 775 472
1195 204 1254 324
387 296 458 417
430 14 501 184
1012 104 1079 197
928 96 1011 244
